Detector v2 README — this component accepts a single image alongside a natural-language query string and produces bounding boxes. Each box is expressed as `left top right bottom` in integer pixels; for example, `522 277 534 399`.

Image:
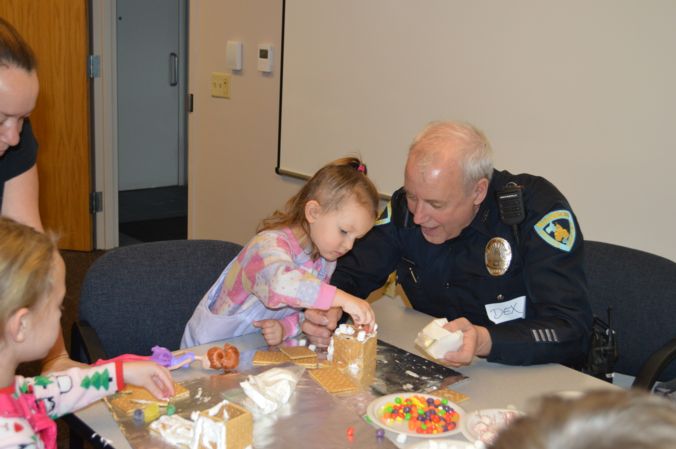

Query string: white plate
461 408 522 445
367 393 465 438
409 439 475 449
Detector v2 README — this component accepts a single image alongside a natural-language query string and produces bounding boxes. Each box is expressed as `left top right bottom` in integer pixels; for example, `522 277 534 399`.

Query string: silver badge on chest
485 237 512 276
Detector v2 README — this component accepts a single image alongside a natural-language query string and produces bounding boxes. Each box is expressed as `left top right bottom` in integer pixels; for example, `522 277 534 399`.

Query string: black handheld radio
583 307 619 382
496 182 526 245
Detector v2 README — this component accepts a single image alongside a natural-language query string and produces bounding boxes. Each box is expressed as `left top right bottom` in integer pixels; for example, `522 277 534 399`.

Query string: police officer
302 121 592 367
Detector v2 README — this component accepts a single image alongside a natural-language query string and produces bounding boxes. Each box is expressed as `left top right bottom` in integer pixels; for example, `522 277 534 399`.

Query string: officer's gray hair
489 389 676 449
409 121 493 190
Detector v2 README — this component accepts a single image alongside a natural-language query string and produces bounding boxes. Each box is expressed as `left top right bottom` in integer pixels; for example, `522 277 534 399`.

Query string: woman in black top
0 17 80 372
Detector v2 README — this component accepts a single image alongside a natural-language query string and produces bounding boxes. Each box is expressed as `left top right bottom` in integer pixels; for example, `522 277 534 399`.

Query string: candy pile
379 395 460 434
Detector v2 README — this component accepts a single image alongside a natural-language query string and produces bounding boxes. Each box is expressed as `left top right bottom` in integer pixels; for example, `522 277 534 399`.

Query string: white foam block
414 318 464 359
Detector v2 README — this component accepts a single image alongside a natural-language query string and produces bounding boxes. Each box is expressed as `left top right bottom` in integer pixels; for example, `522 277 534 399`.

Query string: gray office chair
70 239 242 363
584 240 676 389
67 239 242 449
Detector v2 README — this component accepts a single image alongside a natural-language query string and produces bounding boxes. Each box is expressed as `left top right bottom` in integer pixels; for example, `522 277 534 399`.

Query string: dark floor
119 185 187 246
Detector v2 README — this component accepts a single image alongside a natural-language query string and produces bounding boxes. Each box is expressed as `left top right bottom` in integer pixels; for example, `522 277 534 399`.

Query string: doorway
115 0 188 245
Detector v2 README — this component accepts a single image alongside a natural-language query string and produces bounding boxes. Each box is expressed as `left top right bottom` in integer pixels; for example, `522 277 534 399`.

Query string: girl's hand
334 291 375 330
123 361 175 400
253 319 284 346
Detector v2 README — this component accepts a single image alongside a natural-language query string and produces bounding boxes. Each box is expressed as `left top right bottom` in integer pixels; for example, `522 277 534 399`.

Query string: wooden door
0 0 92 250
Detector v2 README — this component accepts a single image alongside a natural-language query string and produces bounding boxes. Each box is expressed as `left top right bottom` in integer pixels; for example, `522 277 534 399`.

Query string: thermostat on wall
257 44 273 73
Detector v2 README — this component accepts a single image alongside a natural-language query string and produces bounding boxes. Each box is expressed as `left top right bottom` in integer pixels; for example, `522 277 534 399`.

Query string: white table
72 296 615 448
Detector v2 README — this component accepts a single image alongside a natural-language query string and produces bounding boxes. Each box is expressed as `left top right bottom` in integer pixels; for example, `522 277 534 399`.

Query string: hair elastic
357 164 367 174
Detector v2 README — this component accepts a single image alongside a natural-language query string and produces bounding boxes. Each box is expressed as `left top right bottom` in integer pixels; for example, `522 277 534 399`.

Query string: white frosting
335 323 356 336
334 323 377 340
206 400 230 419
149 400 238 449
149 415 195 447
327 338 334 361
240 367 300 414
192 413 227 449
347 362 360 375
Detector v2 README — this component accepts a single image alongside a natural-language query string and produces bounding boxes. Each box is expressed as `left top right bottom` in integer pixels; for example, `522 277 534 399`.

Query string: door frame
91 0 188 249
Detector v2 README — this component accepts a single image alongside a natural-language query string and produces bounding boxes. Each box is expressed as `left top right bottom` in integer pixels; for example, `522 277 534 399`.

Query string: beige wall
189 1 676 262
188 0 300 245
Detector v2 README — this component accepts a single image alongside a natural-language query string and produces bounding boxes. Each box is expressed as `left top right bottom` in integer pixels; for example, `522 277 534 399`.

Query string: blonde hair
409 121 493 190
258 157 379 258
489 389 676 449
0 217 56 331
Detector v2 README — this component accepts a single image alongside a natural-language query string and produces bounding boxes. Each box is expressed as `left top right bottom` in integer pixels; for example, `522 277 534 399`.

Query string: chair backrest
77 239 242 358
585 240 676 380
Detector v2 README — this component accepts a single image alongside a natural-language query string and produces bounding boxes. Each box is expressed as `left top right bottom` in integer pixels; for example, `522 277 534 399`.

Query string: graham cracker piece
279 345 316 360
308 367 358 393
252 350 291 365
292 356 318 368
109 382 189 416
429 388 470 403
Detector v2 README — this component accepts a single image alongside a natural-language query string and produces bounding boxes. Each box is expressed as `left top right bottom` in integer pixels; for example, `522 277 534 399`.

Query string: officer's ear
472 178 489 206
305 200 322 224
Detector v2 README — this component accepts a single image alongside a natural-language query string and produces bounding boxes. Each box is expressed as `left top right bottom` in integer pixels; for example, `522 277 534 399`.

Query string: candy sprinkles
379 395 460 434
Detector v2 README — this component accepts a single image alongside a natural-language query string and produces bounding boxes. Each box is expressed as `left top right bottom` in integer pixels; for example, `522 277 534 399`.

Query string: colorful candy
379 395 459 434
375 428 385 440
346 426 355 442
166 403 176 416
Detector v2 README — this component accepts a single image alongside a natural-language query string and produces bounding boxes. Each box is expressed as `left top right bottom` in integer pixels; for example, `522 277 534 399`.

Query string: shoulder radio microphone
496 182 525 245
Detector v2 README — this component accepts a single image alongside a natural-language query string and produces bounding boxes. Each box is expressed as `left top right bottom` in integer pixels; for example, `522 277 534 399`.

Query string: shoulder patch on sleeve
533 209 576 252
375 201 392 226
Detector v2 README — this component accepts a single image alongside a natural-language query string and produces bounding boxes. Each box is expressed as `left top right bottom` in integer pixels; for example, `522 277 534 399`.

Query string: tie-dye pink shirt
181 228 336 347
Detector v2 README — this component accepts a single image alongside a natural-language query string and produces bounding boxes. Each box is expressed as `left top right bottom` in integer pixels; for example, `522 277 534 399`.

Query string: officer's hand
302 307 341 347
441 318 492 367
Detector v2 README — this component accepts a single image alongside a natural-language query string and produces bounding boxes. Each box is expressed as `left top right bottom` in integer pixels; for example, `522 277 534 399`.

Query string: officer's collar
469 171 502 237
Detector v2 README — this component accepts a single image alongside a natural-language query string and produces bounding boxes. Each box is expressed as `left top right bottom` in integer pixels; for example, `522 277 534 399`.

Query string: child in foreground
182 157 379 347
488 389 676 449
0 217 175 448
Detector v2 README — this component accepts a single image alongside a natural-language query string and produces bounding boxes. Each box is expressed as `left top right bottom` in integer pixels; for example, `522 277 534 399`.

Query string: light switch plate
211 72 231 98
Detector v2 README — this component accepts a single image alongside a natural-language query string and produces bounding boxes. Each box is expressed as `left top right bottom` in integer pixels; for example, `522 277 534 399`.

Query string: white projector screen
278 0 676 261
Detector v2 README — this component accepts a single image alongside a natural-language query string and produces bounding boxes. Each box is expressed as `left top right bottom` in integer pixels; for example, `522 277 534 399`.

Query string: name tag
485 296 526 324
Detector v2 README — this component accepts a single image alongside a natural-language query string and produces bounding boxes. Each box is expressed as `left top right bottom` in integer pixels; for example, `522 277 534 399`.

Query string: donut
206 347 226 369
220 343 240 370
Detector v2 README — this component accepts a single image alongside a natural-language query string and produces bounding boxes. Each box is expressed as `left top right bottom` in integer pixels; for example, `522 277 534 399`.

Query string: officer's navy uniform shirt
332 169 593 366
